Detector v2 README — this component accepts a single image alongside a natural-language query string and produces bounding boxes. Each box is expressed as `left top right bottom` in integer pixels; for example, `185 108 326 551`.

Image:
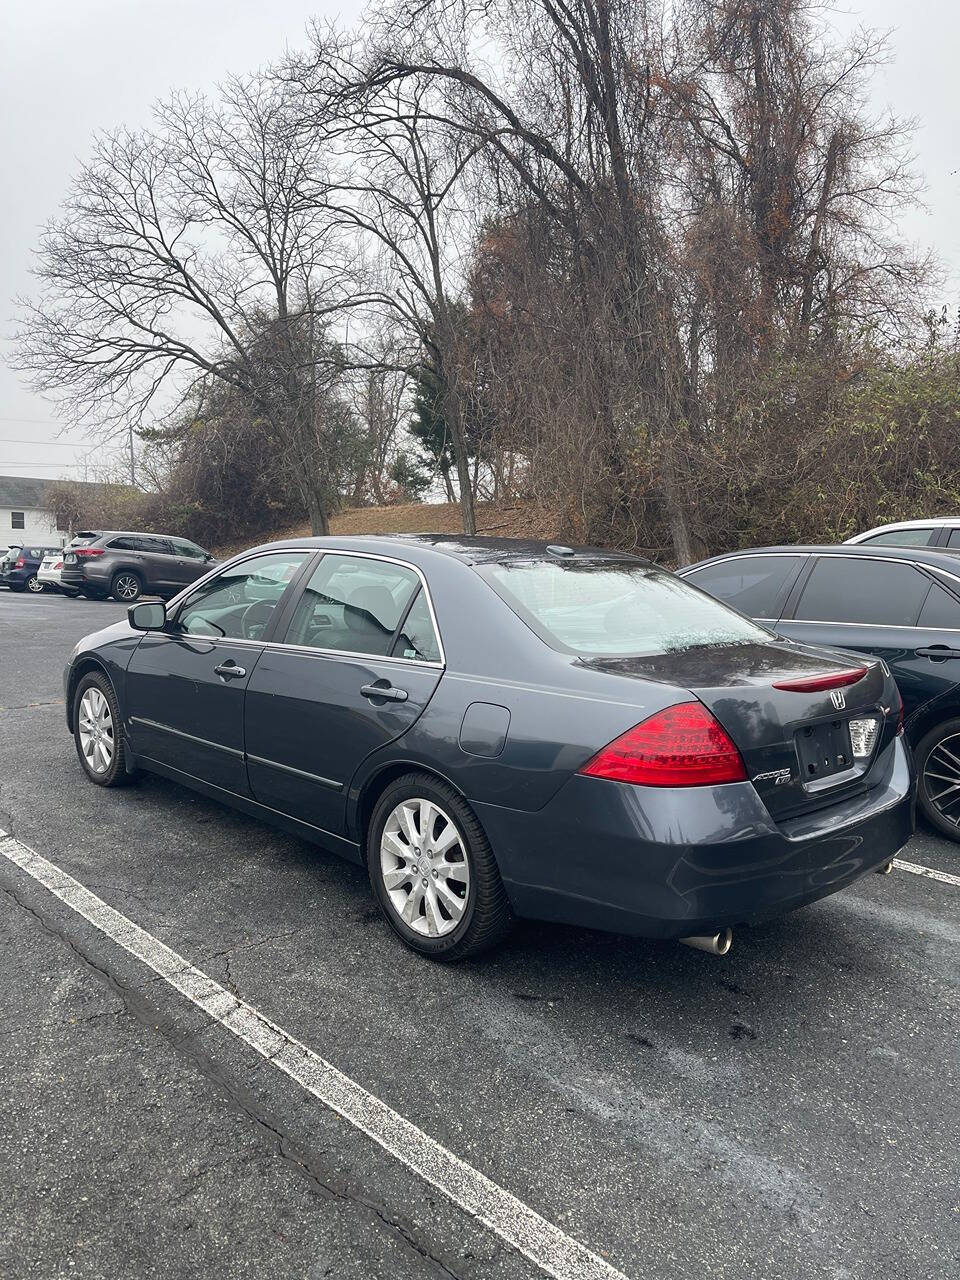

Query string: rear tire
366 772 514 960
73 671 137 787
26 575 44 593
915 718 960 841
111 571 143 602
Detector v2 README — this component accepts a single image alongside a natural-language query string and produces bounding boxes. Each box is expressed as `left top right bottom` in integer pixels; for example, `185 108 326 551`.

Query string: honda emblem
830 689 846 710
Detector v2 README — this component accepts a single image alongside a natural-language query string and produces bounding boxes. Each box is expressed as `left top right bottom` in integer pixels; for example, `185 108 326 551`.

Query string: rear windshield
479 559 772 657
69 532 101 547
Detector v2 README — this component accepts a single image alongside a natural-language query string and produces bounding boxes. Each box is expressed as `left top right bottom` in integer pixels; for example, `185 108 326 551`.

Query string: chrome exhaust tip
876 859 895 875
680 928 733 956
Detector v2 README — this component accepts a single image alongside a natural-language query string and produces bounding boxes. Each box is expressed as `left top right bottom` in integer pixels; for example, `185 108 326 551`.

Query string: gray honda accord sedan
64 535 914 959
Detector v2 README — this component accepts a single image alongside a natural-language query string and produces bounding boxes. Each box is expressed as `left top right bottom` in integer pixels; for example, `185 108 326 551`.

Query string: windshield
479 559 773 657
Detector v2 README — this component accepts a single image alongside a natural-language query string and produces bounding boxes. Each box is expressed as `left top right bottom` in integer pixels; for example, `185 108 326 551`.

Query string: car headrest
345 585 397 633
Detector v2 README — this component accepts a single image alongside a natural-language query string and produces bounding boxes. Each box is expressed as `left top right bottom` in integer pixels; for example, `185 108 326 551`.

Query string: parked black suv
680 543 960 840
60 531 216 602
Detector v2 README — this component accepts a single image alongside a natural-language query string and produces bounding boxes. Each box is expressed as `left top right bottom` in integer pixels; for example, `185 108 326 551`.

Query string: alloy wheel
114 574 141 601
26 575 43 593
78 687 115 775
923 731 960 828
379 798 471 937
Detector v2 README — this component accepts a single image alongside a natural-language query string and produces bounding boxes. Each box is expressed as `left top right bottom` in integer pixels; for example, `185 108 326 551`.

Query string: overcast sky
1 0 957 481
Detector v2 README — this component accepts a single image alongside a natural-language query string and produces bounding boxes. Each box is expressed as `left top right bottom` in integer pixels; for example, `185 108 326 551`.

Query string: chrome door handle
360 682 408 702
214 661 247 680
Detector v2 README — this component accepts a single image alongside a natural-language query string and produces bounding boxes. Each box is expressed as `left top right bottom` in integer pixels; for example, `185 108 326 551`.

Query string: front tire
916 718 960 841
73 672 137 787
111 570 143 602
367 773 513 960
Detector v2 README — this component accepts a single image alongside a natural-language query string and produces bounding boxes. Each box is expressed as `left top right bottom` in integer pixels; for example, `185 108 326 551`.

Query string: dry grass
211 500 559 559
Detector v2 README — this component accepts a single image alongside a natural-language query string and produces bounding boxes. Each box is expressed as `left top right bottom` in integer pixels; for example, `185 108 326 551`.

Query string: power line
0 437 92 447
0 416 66 424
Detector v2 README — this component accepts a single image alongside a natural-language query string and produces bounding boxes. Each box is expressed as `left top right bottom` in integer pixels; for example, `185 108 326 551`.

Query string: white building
0 475 65 544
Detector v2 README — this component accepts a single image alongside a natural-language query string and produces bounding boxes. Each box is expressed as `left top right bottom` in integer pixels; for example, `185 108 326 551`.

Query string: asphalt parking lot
0 589 957 1280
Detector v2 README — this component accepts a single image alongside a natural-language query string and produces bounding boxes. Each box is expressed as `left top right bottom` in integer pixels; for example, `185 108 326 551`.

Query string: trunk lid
586 639 895 819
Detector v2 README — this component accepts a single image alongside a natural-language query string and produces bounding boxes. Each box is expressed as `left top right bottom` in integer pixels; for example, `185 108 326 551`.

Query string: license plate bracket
795 719 852 783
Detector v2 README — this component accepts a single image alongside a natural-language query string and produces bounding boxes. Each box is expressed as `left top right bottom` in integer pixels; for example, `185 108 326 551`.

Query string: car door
773 555 938 719
124 549 313 794
907 575 960 716
168 537 213 589
243 552 444 836
133 535 181 593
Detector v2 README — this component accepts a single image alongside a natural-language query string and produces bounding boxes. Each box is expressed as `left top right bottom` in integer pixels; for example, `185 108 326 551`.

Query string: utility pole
128 424 136 486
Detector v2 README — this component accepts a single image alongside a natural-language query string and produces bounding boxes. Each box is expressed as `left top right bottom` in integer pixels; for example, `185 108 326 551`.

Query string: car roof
82 530 196 541
241 533 649 567
682 544 960 574
845 517 959 539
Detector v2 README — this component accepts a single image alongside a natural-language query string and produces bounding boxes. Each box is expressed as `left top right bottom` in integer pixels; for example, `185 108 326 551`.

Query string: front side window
686 555 803 619
170 538 209 560
175 552 308 641
282 555 421 657
11 511 24 530
479 559 773 657
794 558 930 626
860 528 933 547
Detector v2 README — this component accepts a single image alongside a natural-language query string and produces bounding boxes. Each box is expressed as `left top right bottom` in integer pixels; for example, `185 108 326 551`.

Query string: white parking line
0 830 627 1280
893 858 960 888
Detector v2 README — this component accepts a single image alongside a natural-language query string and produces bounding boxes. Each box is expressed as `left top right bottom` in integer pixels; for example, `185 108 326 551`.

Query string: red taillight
771 667 866 693
579 702 747 787
14 556 25 568
895 687 904 735
74 547 105 558
54 561 63 570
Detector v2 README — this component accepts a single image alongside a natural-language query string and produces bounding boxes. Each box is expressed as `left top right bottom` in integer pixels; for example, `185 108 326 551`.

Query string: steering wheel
239 599 275 640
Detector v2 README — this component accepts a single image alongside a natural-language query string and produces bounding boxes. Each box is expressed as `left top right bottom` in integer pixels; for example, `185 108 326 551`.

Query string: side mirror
128 601 167 631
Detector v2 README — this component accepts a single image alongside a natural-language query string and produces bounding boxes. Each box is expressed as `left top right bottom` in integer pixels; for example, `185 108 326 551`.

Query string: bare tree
288 36 490 533
15 75 360 534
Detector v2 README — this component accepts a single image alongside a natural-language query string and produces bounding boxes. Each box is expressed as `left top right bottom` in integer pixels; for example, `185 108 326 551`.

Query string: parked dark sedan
63 536 913 959
680 544 960 840
60 529 216 601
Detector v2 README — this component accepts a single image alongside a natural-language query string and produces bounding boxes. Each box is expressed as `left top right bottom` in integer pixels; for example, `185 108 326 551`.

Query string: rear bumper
0 569 29 587
474 735 915 938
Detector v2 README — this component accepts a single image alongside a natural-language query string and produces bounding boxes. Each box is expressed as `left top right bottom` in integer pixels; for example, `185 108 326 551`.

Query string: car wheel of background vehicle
26 575 44 593
366 772 514 960
73 672 136 787
111 571 143 602
916 717 960 841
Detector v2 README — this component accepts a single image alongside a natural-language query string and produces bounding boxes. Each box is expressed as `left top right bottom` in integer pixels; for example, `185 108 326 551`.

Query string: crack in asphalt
0 871 473 1280
0 698 65 711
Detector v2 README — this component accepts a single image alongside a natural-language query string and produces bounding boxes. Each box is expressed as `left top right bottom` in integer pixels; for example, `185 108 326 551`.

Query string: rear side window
794 558 930 626
479 560 772 657
391 588 442 663
947 529 960 549
859 528 934 546
918 583 960 629
686 555 802 618
108 536 141 551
